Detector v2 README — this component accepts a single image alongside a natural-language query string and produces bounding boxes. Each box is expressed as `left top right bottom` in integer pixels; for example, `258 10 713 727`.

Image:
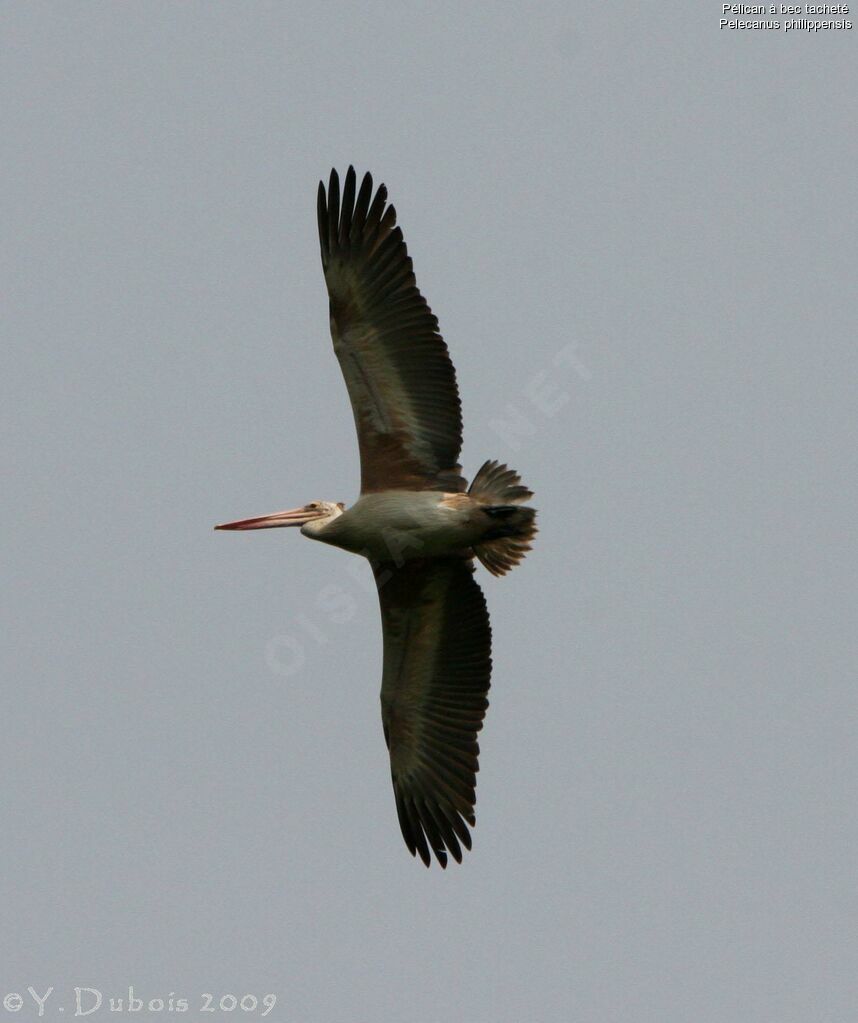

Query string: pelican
216 168 537 867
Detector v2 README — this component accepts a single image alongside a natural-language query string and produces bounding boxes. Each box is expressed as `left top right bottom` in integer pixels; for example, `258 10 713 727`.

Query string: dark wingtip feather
365 183 388 233
352 171 373 238
317 179 328 261
339 166 356 247
327 169 340 251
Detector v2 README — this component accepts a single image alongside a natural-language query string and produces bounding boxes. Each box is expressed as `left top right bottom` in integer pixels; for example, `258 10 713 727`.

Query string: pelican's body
217 168 537 867
306 491 498 560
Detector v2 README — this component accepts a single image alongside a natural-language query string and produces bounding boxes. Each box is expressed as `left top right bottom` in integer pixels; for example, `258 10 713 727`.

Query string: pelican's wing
374 558 492 867
318 167 465 494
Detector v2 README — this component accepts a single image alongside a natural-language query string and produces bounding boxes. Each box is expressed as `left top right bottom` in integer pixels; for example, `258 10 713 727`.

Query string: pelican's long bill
214 505 325 531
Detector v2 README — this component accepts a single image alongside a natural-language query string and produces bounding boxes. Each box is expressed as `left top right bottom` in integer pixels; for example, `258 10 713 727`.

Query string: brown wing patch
439 492 473 511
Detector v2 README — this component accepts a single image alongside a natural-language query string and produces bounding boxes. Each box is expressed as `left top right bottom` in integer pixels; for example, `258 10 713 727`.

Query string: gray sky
3 3 856 1021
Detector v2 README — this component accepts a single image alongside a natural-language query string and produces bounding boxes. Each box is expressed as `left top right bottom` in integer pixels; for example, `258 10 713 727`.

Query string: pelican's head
214 500 344 535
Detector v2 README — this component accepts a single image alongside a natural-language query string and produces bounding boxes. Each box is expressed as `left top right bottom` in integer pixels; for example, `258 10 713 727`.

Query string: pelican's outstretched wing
374 558 492 867
318 167 465 494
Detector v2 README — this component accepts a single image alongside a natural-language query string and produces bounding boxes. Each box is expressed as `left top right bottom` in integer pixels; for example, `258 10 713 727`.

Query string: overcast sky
3 3 856 1021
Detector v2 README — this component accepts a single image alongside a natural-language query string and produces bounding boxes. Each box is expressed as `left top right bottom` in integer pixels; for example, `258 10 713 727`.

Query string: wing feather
318 168 465 493
375 558 492 867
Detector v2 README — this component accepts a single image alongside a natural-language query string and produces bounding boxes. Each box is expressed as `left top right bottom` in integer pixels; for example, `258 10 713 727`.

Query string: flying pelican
216 168 537 867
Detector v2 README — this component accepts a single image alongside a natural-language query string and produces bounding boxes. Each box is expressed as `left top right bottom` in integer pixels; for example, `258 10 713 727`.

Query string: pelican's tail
469 460 537 577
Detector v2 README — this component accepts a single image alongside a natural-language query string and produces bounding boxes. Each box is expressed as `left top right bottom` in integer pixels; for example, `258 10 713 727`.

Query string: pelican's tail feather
469 460 537 577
